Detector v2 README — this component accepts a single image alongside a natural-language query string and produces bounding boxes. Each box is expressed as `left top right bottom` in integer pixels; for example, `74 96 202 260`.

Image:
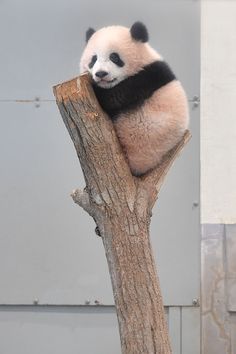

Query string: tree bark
53 73 191 354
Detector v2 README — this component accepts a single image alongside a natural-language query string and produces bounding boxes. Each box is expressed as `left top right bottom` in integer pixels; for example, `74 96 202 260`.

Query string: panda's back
113 80 189 176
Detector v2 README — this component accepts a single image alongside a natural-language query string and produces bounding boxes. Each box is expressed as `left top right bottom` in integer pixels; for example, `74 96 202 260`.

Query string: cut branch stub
53 73 191 354
54 74 137 216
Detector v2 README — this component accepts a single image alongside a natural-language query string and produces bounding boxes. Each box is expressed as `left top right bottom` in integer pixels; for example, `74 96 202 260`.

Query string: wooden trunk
53 73 190 354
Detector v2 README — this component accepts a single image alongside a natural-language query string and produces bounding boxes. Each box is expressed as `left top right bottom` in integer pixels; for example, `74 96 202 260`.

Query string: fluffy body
80 23 189 176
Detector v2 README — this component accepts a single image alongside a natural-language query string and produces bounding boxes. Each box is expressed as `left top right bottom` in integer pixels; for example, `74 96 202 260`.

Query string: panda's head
80 22 161 89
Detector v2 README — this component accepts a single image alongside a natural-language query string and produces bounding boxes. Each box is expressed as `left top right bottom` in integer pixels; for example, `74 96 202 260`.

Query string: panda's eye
89 55 97 69
109 52 124 67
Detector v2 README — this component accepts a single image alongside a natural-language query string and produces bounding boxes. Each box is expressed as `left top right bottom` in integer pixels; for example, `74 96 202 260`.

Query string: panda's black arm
92 60 176 119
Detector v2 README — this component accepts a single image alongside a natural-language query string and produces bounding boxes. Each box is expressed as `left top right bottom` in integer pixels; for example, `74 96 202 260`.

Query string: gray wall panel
153 106 200 306
201 224 232 354
168 307 181 354
231 313 236 354
182 307 200 354
0 103 113 305
0 305 200 354
0 0 201 350
225 225 236 311
0 0 200 307
0 306 121 354
0 0 199 99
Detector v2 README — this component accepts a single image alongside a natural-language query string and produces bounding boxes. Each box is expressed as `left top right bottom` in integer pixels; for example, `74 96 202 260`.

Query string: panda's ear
130 22 149 43
86 28 96 42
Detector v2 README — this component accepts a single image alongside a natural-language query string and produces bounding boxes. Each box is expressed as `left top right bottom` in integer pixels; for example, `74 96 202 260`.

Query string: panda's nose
95 71 108 78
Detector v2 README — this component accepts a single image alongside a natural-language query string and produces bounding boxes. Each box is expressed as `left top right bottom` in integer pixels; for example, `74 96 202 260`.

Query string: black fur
86 28 95 42
89 55 97 69
109 52 125 67
92 60 176 120
130 22 149 43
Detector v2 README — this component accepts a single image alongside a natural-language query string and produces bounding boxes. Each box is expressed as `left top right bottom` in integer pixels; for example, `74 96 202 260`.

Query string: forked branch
53 73 191 354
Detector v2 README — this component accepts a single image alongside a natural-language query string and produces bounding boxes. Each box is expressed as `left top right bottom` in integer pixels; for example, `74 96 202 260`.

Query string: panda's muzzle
95 70 108 78
94 71 117 86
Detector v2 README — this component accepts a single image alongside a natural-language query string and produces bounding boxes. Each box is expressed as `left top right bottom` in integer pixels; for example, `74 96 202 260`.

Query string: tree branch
53 73 191 354
139 130 191 210
71 188 92 214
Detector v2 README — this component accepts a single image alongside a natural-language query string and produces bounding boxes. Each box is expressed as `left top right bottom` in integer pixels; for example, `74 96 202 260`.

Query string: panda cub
80 22 189 176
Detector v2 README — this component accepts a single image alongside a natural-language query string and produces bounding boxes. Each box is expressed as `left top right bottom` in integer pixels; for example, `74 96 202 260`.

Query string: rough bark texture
53 73 191 354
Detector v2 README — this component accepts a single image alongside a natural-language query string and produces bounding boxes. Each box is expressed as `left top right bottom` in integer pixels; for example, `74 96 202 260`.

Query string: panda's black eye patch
109 52 124 67
89 55 97 69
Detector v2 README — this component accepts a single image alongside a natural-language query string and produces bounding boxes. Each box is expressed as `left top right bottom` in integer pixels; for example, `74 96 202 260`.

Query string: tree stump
53 73 191 354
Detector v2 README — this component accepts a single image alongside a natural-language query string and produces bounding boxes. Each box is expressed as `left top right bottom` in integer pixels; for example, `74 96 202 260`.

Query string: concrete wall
201 1 236 352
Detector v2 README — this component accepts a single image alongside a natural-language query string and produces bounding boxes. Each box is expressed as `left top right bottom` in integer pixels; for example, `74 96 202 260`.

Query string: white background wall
201 0 236 224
